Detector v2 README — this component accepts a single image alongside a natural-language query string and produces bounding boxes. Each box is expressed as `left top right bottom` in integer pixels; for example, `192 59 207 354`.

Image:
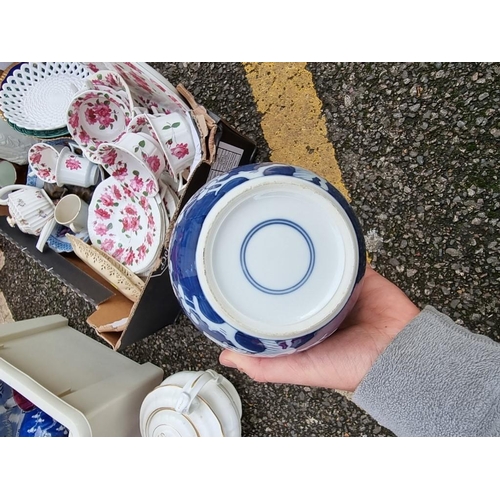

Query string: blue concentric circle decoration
240 218 315 295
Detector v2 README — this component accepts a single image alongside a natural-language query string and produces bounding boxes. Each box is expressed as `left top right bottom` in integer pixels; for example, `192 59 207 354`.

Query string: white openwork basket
0 62 90 131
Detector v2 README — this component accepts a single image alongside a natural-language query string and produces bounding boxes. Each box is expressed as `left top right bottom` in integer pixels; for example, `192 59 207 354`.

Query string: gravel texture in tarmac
1 62 498 437
308 62 499 341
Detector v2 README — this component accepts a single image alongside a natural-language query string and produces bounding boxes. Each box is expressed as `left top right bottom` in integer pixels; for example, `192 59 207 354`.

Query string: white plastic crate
0 315 163 436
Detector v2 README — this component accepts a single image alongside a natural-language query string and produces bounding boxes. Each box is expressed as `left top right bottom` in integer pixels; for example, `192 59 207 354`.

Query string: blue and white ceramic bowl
168 163 366 357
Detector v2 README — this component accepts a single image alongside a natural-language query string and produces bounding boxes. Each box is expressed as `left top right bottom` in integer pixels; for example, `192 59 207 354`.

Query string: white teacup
140 369 242 437
28 142 78 184
55 147 100 188
114 131 166 179
137 112 196 175
55 194 89 233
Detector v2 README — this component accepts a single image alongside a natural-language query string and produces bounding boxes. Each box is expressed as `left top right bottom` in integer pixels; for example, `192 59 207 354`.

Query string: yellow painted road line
243 62 350 201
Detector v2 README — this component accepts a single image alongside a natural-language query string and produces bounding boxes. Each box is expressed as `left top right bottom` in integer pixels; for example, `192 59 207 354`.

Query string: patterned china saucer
88 176 165 274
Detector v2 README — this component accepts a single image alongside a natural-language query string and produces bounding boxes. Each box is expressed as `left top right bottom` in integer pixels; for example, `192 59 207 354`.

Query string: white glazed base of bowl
195 175 359 340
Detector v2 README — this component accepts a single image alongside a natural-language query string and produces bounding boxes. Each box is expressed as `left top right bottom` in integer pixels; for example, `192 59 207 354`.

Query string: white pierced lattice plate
0 62 91 131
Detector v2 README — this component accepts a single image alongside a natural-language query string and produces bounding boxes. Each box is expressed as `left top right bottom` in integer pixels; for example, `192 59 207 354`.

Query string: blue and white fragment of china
168 163 366 357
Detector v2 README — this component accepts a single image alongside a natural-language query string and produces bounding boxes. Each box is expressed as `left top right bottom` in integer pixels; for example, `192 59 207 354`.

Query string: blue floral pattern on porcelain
168 163 366 357
0 380 69 437
18 408 69 437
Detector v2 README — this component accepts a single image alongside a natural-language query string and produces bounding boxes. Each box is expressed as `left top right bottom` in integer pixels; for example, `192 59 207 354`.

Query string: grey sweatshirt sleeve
352 306 500 436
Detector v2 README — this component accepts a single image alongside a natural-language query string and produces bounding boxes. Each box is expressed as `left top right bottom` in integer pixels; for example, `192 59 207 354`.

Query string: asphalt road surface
0 62 498 437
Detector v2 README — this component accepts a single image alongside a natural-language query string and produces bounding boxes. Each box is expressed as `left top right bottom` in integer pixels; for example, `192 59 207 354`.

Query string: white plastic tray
0 315 163 436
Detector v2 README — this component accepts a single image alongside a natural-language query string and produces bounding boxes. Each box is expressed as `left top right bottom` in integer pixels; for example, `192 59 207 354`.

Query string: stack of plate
0 62 91 139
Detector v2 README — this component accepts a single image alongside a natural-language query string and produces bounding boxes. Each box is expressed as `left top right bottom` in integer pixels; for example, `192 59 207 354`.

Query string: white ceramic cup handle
175 371 218 415
69 221 85 234
35 217 56 253
0 184 39 206
133 106 148 116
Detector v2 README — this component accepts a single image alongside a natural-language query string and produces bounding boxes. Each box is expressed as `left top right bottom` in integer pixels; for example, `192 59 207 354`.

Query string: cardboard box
0 73 257 350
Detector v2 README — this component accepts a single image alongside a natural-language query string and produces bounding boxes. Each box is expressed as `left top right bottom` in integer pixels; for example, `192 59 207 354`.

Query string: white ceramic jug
0 184 56 252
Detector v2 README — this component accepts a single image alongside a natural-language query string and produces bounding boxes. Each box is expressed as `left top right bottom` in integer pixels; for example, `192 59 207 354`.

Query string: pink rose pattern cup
28 143 69 184
147 112 196 175
85 70 135 112
56 147 100 188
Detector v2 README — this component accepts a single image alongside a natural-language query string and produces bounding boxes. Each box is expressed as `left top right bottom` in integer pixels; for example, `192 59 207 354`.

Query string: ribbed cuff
352 306 500 436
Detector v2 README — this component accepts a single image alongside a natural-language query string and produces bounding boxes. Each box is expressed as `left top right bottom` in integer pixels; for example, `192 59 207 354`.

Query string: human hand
219 265 420 392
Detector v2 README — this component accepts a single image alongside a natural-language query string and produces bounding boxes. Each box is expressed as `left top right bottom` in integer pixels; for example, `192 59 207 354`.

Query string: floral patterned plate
103 62 189 113
88 176 164 274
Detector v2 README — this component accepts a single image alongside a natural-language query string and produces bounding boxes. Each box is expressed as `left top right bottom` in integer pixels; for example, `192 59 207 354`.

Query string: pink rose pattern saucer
28 144 57 183
88 177 163 274
97 140 161 198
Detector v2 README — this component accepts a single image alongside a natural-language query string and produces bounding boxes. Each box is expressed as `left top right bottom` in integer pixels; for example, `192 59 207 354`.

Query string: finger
219 347 337 388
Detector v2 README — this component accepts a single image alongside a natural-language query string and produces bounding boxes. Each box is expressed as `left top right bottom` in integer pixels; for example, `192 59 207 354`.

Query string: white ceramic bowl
0 62 90 131
66 89 132 161
168 163 367 357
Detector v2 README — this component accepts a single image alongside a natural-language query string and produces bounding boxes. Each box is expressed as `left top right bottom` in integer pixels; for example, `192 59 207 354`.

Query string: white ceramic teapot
0 184 56 252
